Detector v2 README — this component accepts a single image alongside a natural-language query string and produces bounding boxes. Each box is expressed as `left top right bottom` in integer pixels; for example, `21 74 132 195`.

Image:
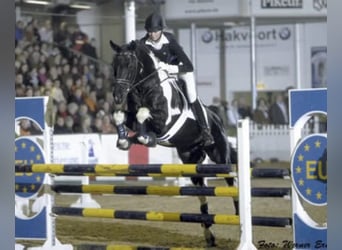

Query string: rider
140 12 214 147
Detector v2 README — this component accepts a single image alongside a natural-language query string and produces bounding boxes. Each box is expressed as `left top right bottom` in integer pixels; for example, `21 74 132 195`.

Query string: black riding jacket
140 31 194 73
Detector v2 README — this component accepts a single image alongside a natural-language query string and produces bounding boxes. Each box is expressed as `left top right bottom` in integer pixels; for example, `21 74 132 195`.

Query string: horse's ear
129 40 137 50
109 40 121 53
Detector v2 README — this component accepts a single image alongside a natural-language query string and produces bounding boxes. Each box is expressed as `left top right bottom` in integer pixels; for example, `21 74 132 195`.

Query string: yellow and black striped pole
15 163 235 177
52 207 240 225
52 184 239 197
51 207 291 227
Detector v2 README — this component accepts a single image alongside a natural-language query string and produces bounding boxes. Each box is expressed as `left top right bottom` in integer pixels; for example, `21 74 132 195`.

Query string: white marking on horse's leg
136 107 152 124
113 111 125 125
136 107 152 145
137 136 149 145
118 139 129 149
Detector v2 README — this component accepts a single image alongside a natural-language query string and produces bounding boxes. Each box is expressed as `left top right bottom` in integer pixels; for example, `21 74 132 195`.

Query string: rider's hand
158 61 179 75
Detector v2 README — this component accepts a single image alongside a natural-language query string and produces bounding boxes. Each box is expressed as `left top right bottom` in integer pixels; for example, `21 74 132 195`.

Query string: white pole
237 119 257 250
249 0 257 110
124 0 136 43
294 23 302 89
190 22 197 74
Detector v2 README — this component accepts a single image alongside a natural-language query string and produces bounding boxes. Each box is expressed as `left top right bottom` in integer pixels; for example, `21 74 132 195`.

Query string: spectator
15 20 25 46
79 114 93 133
91 117 103 133
39 20 53 44
54 116 70 134
84 90 98 116
269 93 288 125
253 97 270 124
61 77 74 102
48 65 60 82
15 84 26 97
67 102 81 131
29 67 39 87
101 115 116 134
51 79 66 104
71 24 87 51
56 101 68 118
37 65 48 86
64 115 75 133
19 63 32 87
227 99 241 128
24 21 39 43
25 86 34 97
68 87 84 106
237 96 253 119
33 87 42 96
92 76 106 101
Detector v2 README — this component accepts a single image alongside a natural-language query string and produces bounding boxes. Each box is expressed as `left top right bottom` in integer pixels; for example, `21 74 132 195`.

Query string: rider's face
148 30 162 42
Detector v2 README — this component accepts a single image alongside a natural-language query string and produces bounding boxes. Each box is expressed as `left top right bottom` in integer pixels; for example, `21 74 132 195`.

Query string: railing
249 119 325 162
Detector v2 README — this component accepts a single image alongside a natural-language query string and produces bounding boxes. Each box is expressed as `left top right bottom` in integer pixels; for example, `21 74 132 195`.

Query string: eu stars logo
15 137 45 198
291 134 327 206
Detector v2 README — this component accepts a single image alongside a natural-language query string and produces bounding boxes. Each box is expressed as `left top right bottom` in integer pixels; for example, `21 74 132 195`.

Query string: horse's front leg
113 110 131 150
136 107 157 147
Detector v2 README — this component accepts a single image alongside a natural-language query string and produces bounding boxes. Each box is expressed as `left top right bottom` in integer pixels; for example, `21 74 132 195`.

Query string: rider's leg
180 72 214 146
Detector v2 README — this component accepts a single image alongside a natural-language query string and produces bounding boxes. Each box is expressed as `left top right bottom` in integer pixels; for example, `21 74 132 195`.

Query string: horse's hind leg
177 149 216 247
191 177 217 247
205 126 240 216
224 177 239 215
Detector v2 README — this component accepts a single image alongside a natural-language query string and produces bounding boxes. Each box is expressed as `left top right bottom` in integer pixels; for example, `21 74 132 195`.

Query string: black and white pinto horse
109 40 238 247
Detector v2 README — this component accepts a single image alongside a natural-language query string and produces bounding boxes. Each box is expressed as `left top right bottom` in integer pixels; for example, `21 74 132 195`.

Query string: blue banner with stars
15 97 48 240
289 89 327 250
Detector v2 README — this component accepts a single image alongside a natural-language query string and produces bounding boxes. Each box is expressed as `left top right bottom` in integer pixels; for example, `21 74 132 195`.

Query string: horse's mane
128 40 159 72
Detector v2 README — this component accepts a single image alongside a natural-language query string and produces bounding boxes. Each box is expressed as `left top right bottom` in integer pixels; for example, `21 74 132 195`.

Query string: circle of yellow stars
15 138 45 197
291 134 327 206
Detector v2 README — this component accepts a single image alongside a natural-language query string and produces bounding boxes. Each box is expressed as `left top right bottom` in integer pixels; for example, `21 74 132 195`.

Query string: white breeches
179 72 197 103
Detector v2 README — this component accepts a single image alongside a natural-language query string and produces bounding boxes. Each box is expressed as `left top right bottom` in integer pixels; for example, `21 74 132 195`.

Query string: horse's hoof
206 236 217 247
146 132 157 147
203 227 216 247
117 139 131 150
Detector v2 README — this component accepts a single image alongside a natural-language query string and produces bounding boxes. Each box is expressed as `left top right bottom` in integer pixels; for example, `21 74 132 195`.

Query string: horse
109 39 238 247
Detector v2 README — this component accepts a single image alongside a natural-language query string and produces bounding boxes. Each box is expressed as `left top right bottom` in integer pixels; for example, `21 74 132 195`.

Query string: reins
114 47 173 94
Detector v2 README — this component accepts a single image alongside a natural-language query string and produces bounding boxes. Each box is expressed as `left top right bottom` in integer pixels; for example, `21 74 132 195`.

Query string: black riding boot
191 99 215 147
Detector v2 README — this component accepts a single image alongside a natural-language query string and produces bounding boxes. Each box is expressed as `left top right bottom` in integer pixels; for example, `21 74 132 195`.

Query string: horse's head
110 40 158 110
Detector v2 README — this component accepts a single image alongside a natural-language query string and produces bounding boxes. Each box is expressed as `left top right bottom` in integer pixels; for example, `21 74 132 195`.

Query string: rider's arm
164 32 194 73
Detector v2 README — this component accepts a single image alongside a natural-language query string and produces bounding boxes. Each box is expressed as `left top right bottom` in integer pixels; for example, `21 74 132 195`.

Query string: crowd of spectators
209 90 293 134
210 88 326 134
15 17 117 135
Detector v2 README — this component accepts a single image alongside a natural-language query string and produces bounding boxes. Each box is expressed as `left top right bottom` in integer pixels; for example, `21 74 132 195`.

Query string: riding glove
158 61 179 75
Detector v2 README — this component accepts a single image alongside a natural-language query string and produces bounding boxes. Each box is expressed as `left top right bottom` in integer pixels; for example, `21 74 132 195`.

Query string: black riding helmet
144 12 164 32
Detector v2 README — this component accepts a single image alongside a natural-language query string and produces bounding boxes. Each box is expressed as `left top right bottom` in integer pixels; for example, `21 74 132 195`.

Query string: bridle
113 50 159 93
